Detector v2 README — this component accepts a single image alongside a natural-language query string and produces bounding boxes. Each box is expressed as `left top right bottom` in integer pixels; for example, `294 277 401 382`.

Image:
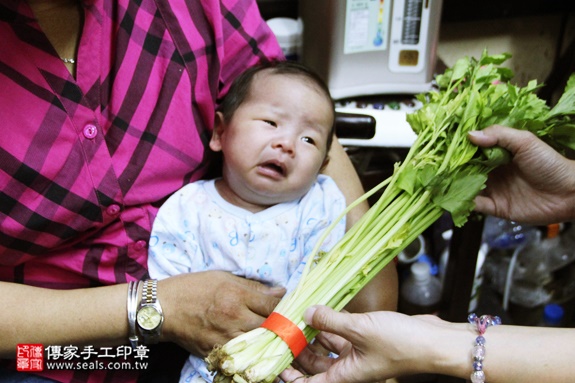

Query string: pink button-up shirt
0 0 282 379
0 0 282 287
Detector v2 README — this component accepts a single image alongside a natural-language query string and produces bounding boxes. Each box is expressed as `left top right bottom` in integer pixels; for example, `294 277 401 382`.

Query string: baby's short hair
217 61 336 152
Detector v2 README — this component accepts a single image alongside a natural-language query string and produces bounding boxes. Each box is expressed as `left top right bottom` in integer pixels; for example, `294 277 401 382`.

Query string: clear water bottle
482 216 539 300
547 223 575 271
507 228 554 325
399 262 442 315
482 216 537 249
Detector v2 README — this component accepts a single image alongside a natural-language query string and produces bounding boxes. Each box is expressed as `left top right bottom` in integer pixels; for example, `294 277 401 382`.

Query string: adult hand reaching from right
469 125 575 225
281 305 575 383
281 307 450 383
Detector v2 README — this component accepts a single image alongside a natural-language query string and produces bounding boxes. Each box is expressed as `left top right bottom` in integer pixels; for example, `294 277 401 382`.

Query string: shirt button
106 204 121 216
83 124 98 139
134 240 147 251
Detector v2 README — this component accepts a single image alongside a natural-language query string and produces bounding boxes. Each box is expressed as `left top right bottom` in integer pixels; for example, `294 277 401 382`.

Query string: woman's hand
469 125 575 225
159 271 285 357
281 307 447 383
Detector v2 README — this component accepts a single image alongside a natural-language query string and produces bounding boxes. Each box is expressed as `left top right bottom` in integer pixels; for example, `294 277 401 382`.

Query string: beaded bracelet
468 313 501 383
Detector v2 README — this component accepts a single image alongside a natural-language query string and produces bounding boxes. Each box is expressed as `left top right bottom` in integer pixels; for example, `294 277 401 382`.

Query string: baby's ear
320 156 330 172
209 111 225 152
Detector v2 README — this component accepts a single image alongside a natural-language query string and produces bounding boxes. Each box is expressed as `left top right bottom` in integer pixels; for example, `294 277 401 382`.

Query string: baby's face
213 71 334 208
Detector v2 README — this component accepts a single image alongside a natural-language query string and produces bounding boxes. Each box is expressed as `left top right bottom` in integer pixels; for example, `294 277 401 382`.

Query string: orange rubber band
260 312 307 358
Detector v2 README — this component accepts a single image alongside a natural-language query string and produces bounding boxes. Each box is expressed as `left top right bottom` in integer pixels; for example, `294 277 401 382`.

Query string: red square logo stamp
16 344 44 372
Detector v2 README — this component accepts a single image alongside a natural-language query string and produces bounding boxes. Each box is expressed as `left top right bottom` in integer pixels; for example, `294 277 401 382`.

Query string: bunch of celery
205 50 575 383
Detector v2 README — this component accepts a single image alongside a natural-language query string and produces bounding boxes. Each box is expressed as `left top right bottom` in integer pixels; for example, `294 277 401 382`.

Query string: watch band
127 280 142 349
136 279 164 344
141 279 157 306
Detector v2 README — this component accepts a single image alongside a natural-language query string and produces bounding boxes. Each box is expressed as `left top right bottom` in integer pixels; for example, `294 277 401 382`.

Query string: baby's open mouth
260 161 285 176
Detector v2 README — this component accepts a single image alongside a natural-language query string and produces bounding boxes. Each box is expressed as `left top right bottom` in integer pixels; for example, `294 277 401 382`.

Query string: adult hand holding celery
205 50 575 383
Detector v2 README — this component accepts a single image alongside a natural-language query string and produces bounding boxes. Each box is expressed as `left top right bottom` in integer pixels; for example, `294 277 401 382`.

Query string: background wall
438 11 575 104
257 0 575 104
439 15 566 86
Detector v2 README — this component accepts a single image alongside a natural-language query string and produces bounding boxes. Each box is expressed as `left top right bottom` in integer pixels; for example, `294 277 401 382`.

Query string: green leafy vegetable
205 50 575 383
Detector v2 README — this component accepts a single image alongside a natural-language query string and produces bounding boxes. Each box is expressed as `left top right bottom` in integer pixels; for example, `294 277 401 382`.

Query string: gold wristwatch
136 279 164 344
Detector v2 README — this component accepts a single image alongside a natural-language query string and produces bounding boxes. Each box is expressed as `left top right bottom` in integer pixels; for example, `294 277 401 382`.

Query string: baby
148 61 346 382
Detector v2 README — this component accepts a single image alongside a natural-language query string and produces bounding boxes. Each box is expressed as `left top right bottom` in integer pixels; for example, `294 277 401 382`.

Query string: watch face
137 306 162 331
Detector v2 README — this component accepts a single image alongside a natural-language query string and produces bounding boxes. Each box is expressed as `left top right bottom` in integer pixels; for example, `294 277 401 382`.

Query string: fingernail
303 306 317 325
266 286 286 296
468 130 484 138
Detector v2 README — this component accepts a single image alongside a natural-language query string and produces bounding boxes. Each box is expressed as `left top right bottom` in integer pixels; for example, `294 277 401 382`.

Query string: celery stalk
206 50 575 383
